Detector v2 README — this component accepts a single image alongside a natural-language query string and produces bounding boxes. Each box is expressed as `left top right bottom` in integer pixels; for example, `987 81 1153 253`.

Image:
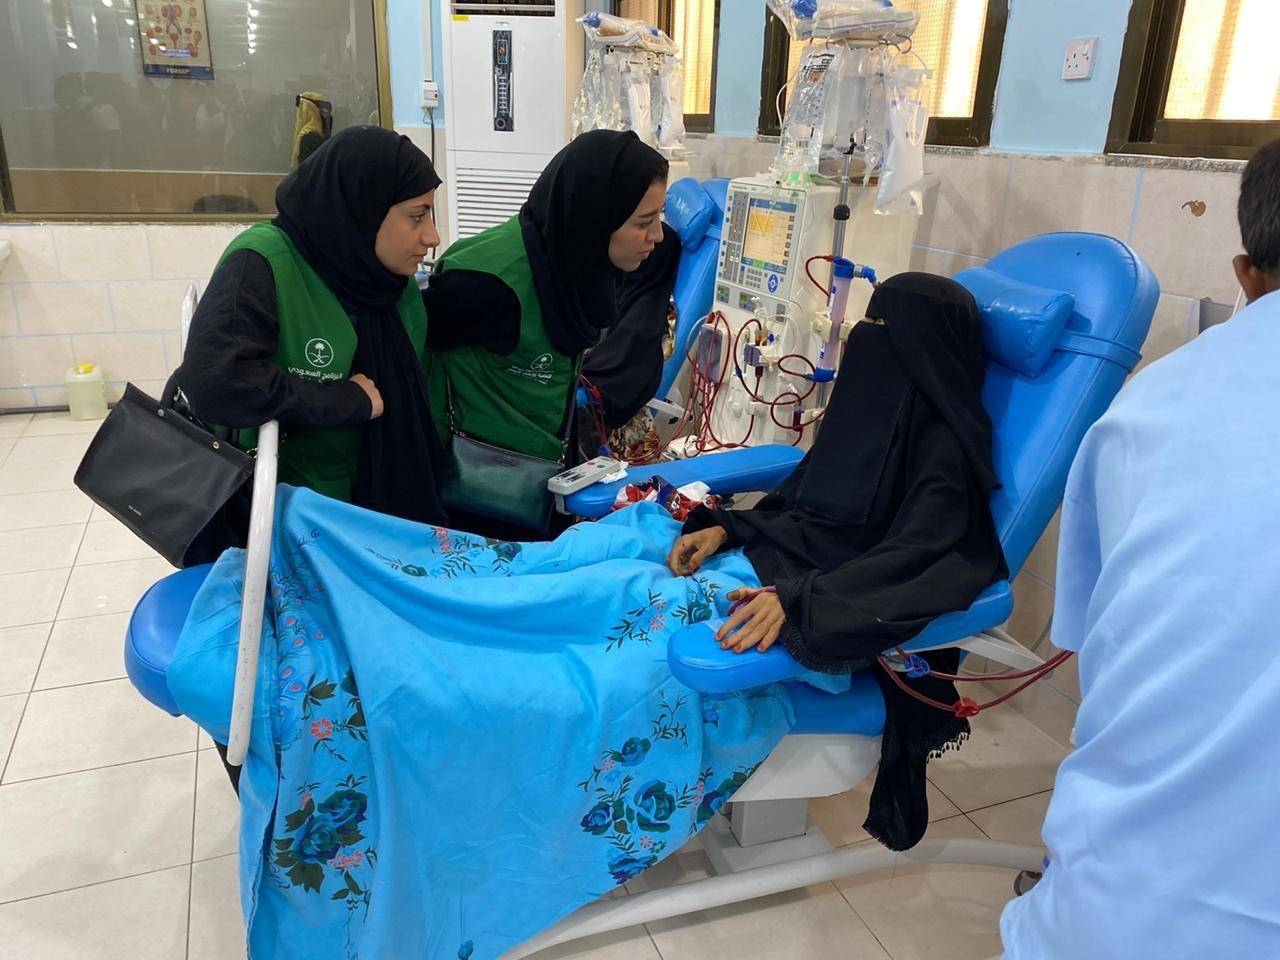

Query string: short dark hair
1239 138 1280 272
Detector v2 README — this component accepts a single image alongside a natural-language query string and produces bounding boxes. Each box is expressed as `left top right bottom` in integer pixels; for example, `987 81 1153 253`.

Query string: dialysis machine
688 175 916 450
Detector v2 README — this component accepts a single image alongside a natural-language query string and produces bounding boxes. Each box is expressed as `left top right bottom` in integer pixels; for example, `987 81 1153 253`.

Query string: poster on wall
137 2 214 79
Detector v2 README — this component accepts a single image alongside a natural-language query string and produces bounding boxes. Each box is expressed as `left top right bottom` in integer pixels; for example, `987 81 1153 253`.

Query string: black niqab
274 125 449 525
520 130 669 356
684 272 1008 851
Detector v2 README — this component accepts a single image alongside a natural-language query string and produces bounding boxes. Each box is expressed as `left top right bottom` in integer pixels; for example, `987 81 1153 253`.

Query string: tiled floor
0 410 1069 960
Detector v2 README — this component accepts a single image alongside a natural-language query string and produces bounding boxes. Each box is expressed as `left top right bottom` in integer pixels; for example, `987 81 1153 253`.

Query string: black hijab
520 130 670 356
274 126 449 526
683 272 1007 852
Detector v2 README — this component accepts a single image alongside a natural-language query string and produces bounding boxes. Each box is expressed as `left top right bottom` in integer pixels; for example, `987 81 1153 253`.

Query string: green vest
424 217 578 463
221 223 427 501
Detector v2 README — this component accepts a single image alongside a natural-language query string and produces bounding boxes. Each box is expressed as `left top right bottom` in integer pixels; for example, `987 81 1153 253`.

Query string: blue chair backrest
956 233 1160 574
659 177 729 401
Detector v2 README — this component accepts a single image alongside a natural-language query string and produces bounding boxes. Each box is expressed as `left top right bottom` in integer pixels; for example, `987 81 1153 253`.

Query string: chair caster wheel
1013 870 1042 896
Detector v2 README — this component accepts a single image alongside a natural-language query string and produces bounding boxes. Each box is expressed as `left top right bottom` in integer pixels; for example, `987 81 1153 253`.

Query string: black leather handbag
438 383 572 533
74 380 254 568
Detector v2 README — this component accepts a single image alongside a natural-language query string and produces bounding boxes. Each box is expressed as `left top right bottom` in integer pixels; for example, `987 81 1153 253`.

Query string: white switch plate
1063 37 1098 81
420 79 440 109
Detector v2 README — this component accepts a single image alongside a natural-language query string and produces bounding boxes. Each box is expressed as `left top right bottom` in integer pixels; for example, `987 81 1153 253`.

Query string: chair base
703 807 835 876
500 837 1046 960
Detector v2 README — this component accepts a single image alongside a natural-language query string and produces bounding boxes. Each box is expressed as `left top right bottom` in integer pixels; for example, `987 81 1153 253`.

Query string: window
0 0 392 218
617 0 720 132
1110 0 1280 159
758 0 1008 146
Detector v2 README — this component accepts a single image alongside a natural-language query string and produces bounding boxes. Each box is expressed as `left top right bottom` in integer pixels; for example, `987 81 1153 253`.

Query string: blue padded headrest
665 178 717 249
955 267 1076 378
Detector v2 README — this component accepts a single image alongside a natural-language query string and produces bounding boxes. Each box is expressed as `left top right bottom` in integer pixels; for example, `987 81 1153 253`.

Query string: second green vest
424 217 577 463
220 223 427 502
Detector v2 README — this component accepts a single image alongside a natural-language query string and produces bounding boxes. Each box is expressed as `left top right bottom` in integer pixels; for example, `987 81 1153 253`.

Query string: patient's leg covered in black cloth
865 649 970 851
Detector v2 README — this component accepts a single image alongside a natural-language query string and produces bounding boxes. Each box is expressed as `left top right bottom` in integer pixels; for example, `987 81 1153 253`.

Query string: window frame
756 1 1009 146
1108 0 1280 160
0 0 396 222
615 0 720 133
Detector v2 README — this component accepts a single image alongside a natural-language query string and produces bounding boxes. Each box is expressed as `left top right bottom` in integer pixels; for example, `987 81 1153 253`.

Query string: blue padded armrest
125 564 214 716
562 444 804 518
899 580 1014 652
667 579 1014 695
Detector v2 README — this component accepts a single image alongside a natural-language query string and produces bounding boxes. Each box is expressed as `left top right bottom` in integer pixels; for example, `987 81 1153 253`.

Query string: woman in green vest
422 129 673 537
178 125 450 526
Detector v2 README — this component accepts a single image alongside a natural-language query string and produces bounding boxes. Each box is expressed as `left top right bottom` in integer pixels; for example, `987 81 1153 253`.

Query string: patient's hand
717 589 785 655
667 526 728 576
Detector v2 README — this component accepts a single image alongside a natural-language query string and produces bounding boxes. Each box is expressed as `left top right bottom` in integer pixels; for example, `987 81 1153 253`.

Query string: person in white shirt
999 138 1280 959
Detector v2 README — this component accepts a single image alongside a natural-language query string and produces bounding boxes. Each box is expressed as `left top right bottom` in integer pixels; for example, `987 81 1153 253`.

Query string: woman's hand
350 374 384 419
667 526 728 576
717 589 786 655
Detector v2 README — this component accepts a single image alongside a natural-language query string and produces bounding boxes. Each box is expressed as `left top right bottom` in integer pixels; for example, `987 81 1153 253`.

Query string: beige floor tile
529 926 662 960
77 519 160 566
0 693 26 772
0 458 81 496
925 701 1067 813
194 749 239 862
34 612 132 690
646 877 890 960
0 754 196 902
967 792 1053 849
5 435 94 466
0 524 84 575
811 778 961 849
0 569 70 629
188 855 246 960
4 678 196 783
834 816 1014 960
22 412 108 438
57 557 173 619
0 491 92 532
623 838 889 960
0 623 52 696
0 414 33 438
0 438 13 465
0 865 189 960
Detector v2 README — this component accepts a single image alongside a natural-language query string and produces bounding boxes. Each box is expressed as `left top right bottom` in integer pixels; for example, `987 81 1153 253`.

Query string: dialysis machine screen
742 198 797 275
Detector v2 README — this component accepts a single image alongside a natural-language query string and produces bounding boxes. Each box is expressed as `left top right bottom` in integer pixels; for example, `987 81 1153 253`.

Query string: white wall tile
32 386 68 408
68 333 168 383
0 226 60 282
916 153 1010 258
1135 294 1197 373
0 388 36 411
1129 167 1244 302
0 336 75 388
0 287 16 337
909 246 986 277
1001 158 1140 248
109 280 190 332
1004 572 1054 649
12 282 113 335
51 225 152 281
146 225 245 280
101 379 167 405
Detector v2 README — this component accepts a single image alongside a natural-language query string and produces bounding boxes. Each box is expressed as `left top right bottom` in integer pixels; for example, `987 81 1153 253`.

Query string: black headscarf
520 130 669 356
683 272 1008 851
274 126 449 526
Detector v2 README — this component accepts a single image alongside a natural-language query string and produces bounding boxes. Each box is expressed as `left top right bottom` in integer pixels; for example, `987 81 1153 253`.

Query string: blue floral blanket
168 486 803 959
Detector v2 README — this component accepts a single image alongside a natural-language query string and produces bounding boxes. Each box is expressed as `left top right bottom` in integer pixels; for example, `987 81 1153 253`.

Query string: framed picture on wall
137 2 214 80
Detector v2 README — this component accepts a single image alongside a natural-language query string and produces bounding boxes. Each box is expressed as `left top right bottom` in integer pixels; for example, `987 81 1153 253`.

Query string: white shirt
1000 291 1280 959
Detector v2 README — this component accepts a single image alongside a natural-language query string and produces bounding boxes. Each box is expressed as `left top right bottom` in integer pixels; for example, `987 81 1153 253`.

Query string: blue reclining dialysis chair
124 231 1157 958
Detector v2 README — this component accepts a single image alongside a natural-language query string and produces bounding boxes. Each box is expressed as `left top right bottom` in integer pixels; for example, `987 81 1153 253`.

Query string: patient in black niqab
670 273 1008 851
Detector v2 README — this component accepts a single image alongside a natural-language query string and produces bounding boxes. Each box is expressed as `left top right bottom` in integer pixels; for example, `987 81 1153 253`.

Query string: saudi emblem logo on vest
509 352 555 384
305 338 334 368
